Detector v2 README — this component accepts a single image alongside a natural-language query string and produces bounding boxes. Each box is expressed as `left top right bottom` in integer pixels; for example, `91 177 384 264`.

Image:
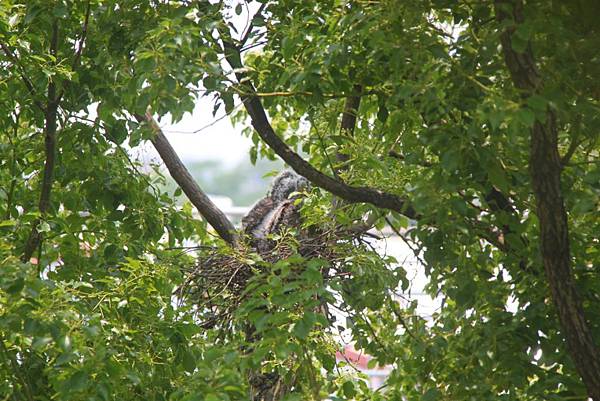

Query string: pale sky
150 97 252 166
139 1 261 167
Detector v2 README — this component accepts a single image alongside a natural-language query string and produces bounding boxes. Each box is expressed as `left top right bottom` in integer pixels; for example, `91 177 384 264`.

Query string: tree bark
136 112 239 247
220 40 419 220
22 21 60 263
495 1 600 398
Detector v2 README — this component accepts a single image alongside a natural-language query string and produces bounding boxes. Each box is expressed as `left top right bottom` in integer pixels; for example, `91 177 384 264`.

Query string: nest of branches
181 228 345 296
177 225 362 327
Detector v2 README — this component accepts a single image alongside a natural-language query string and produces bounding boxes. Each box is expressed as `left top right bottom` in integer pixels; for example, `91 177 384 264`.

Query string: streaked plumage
241 170 309 252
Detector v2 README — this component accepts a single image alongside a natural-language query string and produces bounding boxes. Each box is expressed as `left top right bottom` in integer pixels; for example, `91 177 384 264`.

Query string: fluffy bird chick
267 170 309 202
242 170 310 246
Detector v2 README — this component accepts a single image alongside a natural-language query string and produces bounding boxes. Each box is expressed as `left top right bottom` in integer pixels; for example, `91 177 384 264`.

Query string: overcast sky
138 1 260 167
149 97 252 166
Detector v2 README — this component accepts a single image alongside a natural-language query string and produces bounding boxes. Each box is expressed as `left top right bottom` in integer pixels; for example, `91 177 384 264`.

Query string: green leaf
515 107 536 127
486 163 510 193
53 3 69 18
65 371 88 392
126 372 141 386
58 335 72 352
5 277 24 294
37 221 51 233
293 313 316 340
488 110 504 130
32 336 53 350
55 352 76 366
526 95 547 112
342 381 357 398
182 349 196 373
510 35 528 53
422 388 441 401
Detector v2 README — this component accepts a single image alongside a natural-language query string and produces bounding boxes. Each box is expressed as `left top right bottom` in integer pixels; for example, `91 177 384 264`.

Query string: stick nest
179 228 345 304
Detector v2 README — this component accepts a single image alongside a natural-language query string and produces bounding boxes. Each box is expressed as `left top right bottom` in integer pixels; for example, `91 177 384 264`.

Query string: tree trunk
495 1 600 398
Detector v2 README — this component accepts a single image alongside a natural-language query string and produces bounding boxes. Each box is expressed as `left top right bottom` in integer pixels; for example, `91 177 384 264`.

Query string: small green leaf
126 372 141 386
488 110 504 130
6 277 24 294
486 164 510 193
293 313 316 340
182 349 196 373
37 221 51 233
66 371 88 392
342 381 357 398
510 35 528 53
527 94 547 112
32 336 53 350
422 388 441 401
58 335 72 352
55 352 76 366
515 107 535 127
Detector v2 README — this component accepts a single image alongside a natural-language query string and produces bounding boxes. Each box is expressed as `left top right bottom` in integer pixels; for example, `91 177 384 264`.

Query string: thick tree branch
135 112 239 247
496 1 600 398
22 21 60 262
340 89 361 137
220 39 418 220
336 86 362 166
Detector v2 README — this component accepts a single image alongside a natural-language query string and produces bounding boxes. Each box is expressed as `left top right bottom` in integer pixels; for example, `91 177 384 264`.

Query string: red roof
336 345 372 370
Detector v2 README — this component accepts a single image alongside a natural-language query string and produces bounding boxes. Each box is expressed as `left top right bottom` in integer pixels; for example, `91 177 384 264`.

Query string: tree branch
22 20 60 262
0 43 45 112
220 39 419 220
135 112 239 247
340 88 361 137
335 85 362 166
496 1 600 398
72 0 91 69
560 124 583 167
239 2 267 48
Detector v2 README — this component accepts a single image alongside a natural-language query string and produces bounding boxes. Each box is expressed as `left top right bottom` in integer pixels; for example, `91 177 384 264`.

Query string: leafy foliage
0 0 599 400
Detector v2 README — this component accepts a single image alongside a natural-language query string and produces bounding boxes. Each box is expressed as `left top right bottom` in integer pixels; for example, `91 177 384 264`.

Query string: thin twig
239 2 267 47
0 42 45 111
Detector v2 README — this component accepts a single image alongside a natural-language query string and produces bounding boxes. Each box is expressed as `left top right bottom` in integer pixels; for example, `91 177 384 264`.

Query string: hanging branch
495 1 600 398
135 112 239 247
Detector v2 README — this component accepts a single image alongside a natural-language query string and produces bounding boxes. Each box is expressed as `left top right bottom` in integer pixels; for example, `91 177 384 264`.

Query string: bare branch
135 112 239 247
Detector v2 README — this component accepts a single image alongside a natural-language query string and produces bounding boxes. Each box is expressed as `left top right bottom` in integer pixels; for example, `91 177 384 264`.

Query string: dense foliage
0 0 599 400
